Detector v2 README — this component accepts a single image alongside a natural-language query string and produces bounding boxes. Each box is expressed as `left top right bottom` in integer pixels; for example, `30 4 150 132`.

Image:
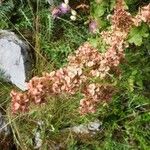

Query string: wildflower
64 0 69 5
70 15 76 21
89 20 98 33
71 9 77 16
140 4 150 23
10 90 29 113
111 0 133 32
59 2 70 14
134 4 150 26
51 1 70 18
87 84 96 96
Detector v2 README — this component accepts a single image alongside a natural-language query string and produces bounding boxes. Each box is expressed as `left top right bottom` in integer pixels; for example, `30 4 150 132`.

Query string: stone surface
70 120 102 135
51 120 103 149
59 120 102 137
0 30 33 90
0 111 11 136
33 121 43 149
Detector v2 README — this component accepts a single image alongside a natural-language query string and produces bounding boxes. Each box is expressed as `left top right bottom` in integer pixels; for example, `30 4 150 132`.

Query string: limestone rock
70 120 102 135
0 30 33 90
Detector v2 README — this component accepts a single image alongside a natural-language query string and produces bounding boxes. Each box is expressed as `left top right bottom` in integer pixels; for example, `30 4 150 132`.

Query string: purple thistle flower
89 20 98 33
51 3 71 19
59 3 70 14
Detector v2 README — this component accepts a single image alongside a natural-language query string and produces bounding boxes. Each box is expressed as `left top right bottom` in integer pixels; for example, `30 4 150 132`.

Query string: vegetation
0 0 150 149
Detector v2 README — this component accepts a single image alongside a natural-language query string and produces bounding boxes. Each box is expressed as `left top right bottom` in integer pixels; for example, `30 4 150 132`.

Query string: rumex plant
10 0 150 115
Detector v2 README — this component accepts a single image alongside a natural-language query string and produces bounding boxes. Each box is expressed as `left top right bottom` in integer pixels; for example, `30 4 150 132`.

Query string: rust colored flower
134 4 150 26
111 0 133 32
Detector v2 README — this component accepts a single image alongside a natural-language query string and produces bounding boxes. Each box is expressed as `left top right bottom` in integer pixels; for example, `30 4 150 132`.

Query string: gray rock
0 111 11 137
60 120 102 136
33 121 44 149
71 120 102 135
0 30 33 90
34 131 42 149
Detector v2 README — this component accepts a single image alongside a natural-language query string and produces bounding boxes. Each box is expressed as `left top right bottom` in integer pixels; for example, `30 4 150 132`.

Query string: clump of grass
8 94 86 149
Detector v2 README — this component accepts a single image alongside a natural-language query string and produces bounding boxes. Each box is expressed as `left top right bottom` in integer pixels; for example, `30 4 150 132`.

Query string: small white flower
70 15 76 21
71 9 77 16
64 0 69 4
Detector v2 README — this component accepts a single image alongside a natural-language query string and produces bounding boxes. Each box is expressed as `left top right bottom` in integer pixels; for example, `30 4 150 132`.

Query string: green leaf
110 0 116 11
94 1 107 17
89 38 99 48
128 34 143 46
128 24 149 46
125 0 138 5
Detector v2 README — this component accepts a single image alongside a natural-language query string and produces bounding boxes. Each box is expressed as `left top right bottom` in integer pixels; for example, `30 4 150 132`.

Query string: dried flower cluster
111 0 133 32
134 4 150 26
10 1 150 114
79 84 114 114
11 43 116 114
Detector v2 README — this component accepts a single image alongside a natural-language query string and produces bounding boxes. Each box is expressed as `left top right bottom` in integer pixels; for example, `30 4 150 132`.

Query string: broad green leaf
94 1 107 17
128 24 149 46
110 0 116 11
128 34 142 46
